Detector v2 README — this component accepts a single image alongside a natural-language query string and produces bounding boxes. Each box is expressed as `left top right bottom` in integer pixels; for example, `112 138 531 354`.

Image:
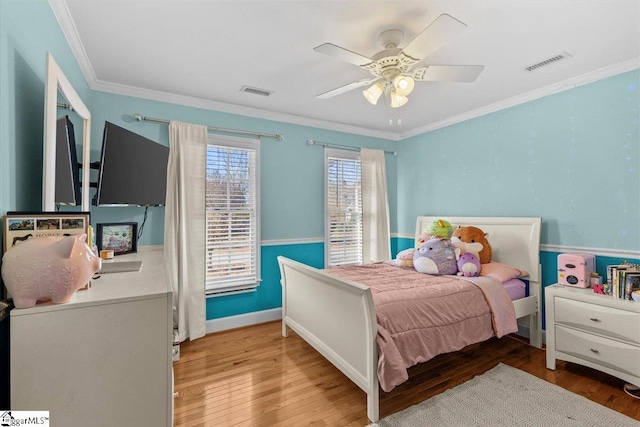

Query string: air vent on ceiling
240 85 273 97
525 52 573 72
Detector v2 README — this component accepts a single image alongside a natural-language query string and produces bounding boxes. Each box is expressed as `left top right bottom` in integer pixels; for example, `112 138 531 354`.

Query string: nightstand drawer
556 325 640 377
555 297 640 344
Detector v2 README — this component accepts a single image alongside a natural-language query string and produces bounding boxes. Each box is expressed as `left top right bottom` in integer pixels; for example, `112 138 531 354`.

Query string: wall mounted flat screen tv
94 122 169 207
55 115 82 205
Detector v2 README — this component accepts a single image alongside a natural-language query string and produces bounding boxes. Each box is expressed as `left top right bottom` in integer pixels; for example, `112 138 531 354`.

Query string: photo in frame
624 271 640 300
96 222 138 255
2 211 91 255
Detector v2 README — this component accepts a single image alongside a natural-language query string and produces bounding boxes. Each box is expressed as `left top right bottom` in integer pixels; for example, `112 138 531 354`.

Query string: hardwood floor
173 321 640 426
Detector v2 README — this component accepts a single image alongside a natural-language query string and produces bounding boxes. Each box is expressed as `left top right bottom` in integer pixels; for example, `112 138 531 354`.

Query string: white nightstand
545 284 640 387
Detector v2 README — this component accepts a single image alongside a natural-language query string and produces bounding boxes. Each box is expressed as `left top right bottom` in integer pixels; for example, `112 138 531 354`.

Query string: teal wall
88 91 398 244
1 0 638 326
0 0 91 216
0 0 398 321
394 73 639 325
89 91 397 319
396 70 640 252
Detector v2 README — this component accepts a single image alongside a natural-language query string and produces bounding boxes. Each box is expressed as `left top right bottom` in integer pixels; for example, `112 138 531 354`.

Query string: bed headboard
415 216 541 283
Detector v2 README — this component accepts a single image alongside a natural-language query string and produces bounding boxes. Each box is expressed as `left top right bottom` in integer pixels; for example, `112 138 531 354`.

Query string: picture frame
624 271 640 300
2 211 91 255
96 222 138 255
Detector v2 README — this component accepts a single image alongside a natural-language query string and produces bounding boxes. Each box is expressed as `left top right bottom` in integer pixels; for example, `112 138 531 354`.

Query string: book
608 265 627 298
606 263 640 298
617 269 628 299
606 265 616 296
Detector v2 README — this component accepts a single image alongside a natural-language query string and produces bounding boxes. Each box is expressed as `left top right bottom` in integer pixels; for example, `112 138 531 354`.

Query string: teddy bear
413 238 458 275
457 252 481 277
450 226 492 264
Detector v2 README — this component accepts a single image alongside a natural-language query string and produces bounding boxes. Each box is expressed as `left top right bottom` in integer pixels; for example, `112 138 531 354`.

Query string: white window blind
205 136 260 296
325 149 362 267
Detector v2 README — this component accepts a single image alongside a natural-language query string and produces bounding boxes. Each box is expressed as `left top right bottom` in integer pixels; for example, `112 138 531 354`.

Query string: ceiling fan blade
314 43 372 67
317 78 380 99
401 14 468 60
412 65 484 82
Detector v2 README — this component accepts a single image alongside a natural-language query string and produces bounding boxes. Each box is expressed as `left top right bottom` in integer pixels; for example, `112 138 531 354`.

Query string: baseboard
206 308 282 334
516 321 547 346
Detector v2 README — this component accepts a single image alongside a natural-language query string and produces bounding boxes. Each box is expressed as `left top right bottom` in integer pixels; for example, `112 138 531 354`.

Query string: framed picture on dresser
96 222 138 255
2 211 90 255
624 272 640 300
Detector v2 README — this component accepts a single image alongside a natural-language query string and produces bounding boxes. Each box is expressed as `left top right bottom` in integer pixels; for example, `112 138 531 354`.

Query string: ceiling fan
314 14 484 108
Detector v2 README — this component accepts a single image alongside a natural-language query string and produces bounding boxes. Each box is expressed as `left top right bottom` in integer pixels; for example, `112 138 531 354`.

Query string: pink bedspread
327 263 517 392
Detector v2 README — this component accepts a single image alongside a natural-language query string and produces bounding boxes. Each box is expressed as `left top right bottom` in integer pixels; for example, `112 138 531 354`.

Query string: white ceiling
55 0 640 140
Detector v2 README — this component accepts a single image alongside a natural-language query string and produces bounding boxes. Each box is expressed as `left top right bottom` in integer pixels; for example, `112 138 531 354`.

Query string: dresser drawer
555 325 640 377
554 297 640 344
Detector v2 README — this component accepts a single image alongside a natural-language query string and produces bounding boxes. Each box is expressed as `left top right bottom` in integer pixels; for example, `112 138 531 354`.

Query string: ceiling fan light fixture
392 75 415 96
363 82 385 105
390 90 408 108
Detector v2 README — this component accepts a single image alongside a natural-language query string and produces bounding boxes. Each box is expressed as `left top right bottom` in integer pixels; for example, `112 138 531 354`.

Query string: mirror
42 53 91 211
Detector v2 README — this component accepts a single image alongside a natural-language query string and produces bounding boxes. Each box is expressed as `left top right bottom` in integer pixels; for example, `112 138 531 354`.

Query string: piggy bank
1 234 101 309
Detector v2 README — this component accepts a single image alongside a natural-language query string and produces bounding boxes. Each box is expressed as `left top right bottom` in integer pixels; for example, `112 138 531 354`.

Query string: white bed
278 216 542 422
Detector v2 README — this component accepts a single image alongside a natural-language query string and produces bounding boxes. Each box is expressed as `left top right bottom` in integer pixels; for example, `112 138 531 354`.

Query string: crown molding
48 0 98 86
399 57 640 140
90 80 400 140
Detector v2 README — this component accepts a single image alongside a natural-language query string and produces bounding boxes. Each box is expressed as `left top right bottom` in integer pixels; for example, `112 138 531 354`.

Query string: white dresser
545 284 640 387
10 246 173 426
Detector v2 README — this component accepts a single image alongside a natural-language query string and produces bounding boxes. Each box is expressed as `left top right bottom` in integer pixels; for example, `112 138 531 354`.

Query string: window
205 135 260 296
325 149 362 267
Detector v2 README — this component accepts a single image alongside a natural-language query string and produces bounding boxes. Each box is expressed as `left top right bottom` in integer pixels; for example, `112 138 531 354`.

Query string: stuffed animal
451 238 484 262
425 219 454 239
451 226 493 264
416 232 430 246
457 253 481 277
393 248 415 268
413 238 458 275
417 219 454 246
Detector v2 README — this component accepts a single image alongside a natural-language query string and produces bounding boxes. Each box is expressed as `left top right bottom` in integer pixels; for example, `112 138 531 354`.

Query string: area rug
369 363 639 426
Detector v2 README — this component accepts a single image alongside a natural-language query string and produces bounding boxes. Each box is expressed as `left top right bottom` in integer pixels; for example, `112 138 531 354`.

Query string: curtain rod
307 139 397 157
133 113 284 141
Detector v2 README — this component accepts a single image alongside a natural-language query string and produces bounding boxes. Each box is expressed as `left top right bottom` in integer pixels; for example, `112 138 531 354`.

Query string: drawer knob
589 318 601 323
590 348 600 354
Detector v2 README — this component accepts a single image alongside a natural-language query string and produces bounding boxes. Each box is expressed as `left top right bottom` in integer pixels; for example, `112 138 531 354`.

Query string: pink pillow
480 262 528 283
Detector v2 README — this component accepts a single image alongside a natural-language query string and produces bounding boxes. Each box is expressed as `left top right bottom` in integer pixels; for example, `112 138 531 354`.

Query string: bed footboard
278 256 380 422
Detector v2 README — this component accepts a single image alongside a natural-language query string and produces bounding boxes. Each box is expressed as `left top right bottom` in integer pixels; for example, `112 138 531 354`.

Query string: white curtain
360 148 391 263
164 121 208 342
